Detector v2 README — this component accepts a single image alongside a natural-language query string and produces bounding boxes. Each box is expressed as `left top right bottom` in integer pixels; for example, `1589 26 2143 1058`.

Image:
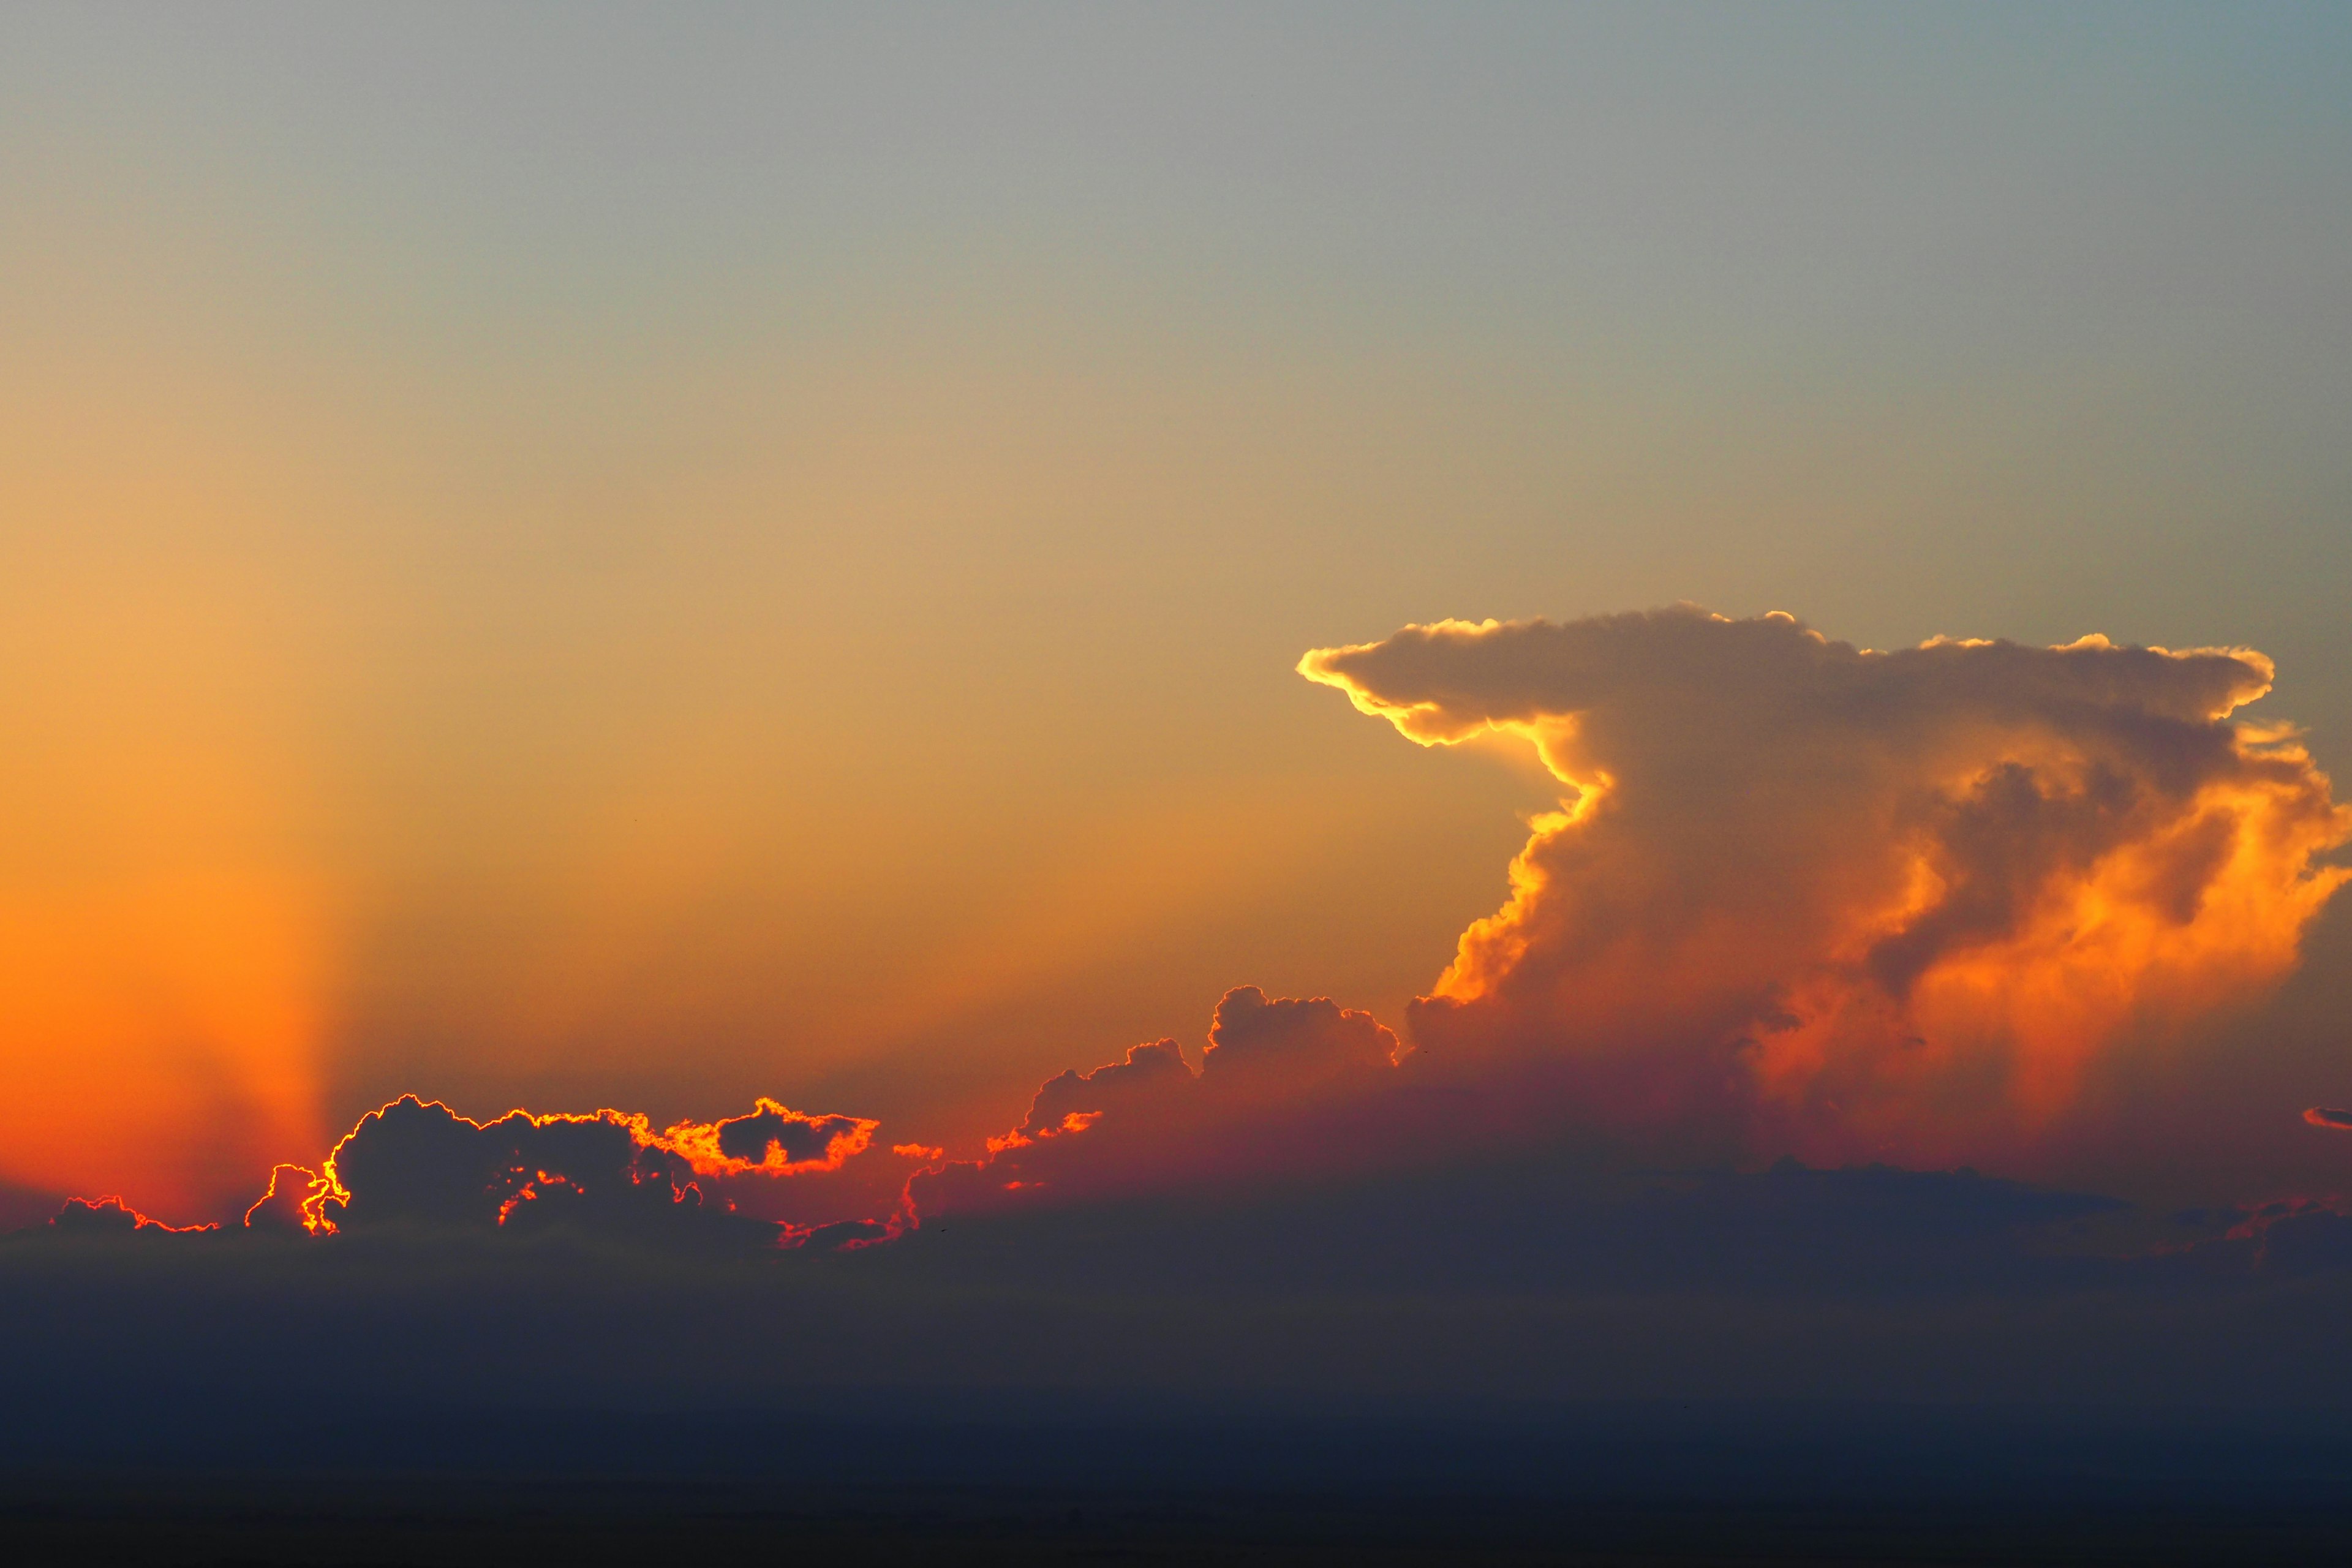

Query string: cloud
39 1094 900 1251
911 987 1411 1221
2305 1107 2352 1131
1300 606 2349 1165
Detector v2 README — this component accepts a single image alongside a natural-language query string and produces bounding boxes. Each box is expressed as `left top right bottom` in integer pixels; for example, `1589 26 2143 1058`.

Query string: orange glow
654 1099 879 1177
0 873 329 1226
1748 737 2346 1155
0 358 342 1224
243 1163 339 1235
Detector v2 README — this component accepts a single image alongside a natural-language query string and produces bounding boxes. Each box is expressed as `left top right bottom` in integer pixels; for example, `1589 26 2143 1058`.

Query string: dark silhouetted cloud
43 1095 901 1254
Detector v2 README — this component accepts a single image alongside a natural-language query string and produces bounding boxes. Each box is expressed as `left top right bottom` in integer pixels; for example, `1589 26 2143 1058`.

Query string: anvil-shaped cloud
1302 606 2348 1163
916 606 2348 1216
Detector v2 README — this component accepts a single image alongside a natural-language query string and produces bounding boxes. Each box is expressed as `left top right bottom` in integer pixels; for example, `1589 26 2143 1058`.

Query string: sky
4 4 2352 1452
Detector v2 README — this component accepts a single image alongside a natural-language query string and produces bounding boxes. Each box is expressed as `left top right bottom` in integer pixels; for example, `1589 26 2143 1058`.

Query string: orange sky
4 7 2350 1223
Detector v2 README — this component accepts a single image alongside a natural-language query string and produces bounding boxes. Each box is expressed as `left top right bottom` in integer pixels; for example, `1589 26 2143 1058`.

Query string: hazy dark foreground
6 1403 2351 1566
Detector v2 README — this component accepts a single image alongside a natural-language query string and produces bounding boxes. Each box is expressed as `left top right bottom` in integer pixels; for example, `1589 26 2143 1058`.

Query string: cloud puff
910 609 2347 1221
1302 607 2350 1164
911 987 1408 1220
1199 984 1402 1091
2305 1107 2352 1132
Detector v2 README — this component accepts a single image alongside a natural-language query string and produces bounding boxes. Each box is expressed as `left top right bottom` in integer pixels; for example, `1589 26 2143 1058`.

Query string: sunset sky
7 11 2352 1487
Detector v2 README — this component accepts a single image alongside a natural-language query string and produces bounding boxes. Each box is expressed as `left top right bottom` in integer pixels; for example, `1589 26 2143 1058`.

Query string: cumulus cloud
1199 984 1402 1090
1300 606 2348 1164
298 1096 894 1247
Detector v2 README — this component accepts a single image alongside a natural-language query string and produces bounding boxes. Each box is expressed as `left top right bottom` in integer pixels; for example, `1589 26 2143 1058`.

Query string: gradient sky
4 2 2350 1223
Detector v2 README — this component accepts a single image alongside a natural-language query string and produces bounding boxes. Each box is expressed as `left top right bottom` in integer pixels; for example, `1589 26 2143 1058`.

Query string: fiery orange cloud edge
235 1095 891 1241
36 607 2352 1243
